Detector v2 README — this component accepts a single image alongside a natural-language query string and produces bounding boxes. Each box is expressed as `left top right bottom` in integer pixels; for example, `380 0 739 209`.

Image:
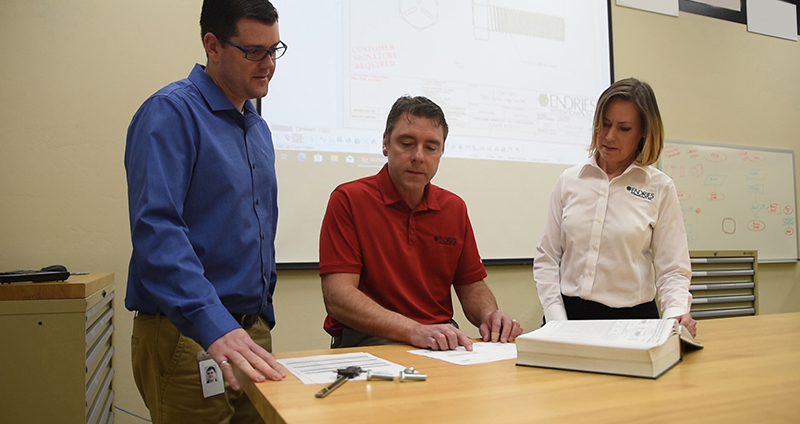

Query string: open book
516 319 696 379
679 324 704 351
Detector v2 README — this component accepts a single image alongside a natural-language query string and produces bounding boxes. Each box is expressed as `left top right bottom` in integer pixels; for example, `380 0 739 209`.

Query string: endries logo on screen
538 93 597 117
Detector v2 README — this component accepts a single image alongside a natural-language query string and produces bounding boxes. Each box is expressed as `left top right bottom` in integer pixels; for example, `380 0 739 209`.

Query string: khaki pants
131 313 272 424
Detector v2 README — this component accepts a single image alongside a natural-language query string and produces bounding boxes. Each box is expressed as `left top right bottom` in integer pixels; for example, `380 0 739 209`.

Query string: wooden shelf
0 272 114 301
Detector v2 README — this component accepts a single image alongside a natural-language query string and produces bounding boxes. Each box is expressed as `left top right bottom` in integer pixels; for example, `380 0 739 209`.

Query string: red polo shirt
320 164 487 337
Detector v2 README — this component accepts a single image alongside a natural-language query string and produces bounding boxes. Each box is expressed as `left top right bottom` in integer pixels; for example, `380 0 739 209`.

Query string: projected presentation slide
262 0 611 166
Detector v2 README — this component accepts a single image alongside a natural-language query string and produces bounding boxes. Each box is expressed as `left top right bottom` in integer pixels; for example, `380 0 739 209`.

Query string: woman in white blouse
534 78 697 337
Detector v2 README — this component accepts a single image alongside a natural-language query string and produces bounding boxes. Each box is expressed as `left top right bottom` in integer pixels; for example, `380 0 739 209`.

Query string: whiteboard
659 140 798 262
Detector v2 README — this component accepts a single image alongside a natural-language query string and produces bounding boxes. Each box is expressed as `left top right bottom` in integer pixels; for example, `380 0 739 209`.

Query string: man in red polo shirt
319 95 523 350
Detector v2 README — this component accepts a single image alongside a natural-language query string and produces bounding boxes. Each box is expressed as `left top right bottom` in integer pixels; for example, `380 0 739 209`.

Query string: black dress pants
542 295 660 325
562 295 660 320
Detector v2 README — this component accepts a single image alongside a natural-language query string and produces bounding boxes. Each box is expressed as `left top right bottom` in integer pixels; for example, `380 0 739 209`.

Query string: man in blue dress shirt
124 1 287 422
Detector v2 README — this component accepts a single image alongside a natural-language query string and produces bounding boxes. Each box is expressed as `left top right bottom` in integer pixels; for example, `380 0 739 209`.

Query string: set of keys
314 366 427 398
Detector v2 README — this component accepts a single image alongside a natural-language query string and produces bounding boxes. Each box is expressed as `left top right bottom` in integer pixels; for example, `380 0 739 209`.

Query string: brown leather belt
135 311 260 330
232 313 260 330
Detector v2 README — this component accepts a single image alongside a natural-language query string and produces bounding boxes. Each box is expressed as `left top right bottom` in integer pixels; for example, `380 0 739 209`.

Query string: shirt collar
376 164 440 211
187 63 257 115
579 155 651 181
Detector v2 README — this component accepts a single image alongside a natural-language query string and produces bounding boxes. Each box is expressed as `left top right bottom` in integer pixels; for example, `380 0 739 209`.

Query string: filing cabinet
689 251 758 318
0 273 115 424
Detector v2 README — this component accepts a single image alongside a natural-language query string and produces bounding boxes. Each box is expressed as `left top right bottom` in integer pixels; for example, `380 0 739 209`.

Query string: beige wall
1 2 798 423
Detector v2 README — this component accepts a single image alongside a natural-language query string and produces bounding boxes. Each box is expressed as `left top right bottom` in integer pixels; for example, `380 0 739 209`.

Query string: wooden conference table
236 313 800 423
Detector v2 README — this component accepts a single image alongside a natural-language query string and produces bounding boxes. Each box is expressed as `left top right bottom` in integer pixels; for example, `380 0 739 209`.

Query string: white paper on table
277 352 407 385
407 342 518 366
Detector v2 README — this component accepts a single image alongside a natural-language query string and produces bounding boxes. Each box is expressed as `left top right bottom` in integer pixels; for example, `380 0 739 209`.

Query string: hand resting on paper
409 323 475 351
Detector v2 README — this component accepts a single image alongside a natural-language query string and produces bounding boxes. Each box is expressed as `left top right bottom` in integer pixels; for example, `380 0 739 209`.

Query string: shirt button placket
581 182 608 298
407 214 414 245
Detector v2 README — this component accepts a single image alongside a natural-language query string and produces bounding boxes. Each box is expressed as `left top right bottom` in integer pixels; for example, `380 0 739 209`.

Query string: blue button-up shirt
125 64 278 349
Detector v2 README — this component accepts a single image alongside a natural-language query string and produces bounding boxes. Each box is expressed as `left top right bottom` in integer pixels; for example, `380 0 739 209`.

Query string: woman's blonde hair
588 78 664 167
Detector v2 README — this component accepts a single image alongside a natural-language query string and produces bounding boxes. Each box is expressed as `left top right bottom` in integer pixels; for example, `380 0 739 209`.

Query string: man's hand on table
208 328 286 391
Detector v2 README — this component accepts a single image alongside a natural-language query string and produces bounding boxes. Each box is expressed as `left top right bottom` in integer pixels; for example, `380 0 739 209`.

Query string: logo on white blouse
627 186 655 201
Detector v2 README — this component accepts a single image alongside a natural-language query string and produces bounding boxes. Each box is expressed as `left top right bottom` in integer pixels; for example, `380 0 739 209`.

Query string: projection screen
261 0 613 264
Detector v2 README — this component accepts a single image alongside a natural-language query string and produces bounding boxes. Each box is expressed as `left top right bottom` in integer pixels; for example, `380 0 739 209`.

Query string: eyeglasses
213 33 287 61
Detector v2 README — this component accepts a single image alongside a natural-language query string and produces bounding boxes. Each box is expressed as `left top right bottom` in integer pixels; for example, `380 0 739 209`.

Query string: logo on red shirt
434 236 457 246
